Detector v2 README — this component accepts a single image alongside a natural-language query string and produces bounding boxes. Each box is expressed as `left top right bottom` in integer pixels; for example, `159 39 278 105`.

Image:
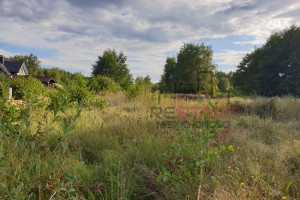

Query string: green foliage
229 87 246 97
152 83 160 92
92 48 133 90
9 76 47 101
135 75 152 93
89 97 108 109
88 75 122 93
161 57 176 92
0 102 26 135
0 73 9 98
124 76 153 99
0 75 26 136
48 86 72 111
159 43 217 94
176 43 216 93
67 73 91 104
0 134 80 199
37 68 75 85
125 84 140 99
0 82 86 199
233 25 300 96
12 53 40 75
0 84 299 199
157 104 234 195
11 54 76 84
218 77 230 92
216 71 233 82
158 74 167 92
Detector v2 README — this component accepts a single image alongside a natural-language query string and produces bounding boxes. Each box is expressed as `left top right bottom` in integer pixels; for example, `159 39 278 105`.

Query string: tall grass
1 90 300 199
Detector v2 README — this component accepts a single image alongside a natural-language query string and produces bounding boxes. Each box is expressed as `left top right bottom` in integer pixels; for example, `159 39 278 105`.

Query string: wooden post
7 87 12 100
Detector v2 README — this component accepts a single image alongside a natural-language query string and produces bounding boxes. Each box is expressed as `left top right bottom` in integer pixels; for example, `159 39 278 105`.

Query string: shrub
9 76 47 101
157 104 234 197
48 86 73 111
0 74 9 98
125 84 139 99
88 75 122 93
90 97 108 109
9 77 25 99
67 73 91 104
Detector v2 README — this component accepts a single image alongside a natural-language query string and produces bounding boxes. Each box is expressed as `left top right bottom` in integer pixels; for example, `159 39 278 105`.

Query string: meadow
1 85 300 200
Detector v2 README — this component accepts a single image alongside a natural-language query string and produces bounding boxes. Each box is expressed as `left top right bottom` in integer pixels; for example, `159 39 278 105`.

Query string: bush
9 76 47 101
157 104 234 198
48 86 73 111
67 73 91 104
90 97 108 109
88 75 122 93
125 84 139 99
0 74 9 98
9 77 26 99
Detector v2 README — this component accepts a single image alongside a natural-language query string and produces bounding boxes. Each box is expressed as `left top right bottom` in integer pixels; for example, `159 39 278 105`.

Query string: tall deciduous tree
92 49 132 90
218 77 230 92
163 57 176 92
160 43 217 94
233 25 300 96
135 75 152 93
12 54 41 75
176 43 216 93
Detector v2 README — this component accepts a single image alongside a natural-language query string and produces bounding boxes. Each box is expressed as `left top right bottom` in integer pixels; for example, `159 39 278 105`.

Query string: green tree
11 54 75 84
216 71 227 79
135 75 152 93
67 73 91 103
233 25 300 96
158 74 166 92
176 43 216 93
92 49 132 90
163 57 176 92
218 77 230 92
160 43 216 94
12 54 41 75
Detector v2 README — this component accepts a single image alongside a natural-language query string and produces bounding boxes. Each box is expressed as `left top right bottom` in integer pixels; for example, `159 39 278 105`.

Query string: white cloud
214 50 250 66
233 37 266 46
0 0 299 83
0 49 19 57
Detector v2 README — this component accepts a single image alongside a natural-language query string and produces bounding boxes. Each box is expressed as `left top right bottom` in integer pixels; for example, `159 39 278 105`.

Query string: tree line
9 25 300 97
12 54 75 85
158 25 300 97
157 43 231 95
233 25 300 96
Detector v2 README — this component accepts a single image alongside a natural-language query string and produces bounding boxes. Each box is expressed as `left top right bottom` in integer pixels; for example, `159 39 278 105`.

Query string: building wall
16 64 29 75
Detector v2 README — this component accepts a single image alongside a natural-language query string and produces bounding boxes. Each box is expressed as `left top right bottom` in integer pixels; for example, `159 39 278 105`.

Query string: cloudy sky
0 0 299 82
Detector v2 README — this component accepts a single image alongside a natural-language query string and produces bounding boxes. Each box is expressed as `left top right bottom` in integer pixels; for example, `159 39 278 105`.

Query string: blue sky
0 0 299 83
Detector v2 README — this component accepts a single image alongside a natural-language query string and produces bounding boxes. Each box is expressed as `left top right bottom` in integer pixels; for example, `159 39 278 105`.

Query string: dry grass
4 92 299 199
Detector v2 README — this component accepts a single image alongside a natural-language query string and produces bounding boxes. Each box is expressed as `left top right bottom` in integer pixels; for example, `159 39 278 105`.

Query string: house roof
0 55 25 75
34 76 55 83
0 63 12 75
4 61 24 74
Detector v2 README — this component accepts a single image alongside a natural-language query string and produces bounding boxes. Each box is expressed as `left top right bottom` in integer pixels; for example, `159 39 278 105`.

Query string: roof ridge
0 63 12 75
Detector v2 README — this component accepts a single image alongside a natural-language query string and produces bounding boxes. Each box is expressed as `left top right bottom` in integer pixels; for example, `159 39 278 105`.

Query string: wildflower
251 176 254 178
282 197 286 200
240 182 244 186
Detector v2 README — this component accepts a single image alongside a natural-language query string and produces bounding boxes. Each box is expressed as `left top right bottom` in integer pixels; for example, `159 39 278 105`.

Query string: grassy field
1 93 300 199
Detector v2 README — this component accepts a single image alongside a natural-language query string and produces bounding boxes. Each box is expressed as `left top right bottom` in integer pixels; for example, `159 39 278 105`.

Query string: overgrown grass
1 92 300 199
